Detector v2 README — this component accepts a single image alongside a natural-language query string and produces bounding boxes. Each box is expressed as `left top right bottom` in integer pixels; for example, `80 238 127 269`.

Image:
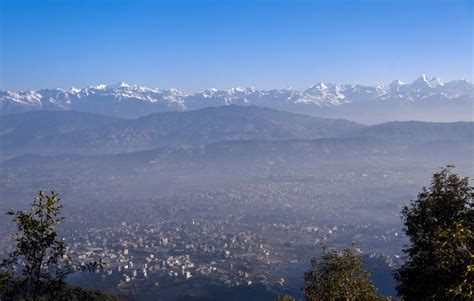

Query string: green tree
1 191 104 300
395 165 474 300
303 246 386 301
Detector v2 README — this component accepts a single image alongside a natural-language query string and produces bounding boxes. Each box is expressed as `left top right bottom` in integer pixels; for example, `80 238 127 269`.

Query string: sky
0 0 472 92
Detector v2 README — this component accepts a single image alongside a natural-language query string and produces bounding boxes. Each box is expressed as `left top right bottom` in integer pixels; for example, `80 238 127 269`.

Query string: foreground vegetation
278 166 473 301
0 191 119 300
395 165 473 299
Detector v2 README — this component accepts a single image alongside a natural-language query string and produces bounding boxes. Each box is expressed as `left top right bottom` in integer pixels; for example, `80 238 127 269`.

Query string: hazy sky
1 0 472 91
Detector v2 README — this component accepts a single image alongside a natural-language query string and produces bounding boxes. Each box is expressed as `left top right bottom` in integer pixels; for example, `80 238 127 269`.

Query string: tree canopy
303 246 386 301
395 165 473 300
0 191 105 300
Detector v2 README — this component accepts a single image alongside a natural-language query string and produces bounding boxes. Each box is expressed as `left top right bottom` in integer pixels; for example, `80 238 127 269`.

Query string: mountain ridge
1 75 472 123
1 106 472 160
0 106 362 157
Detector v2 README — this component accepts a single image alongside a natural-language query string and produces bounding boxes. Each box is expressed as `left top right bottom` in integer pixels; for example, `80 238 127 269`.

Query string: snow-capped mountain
1 75 472 123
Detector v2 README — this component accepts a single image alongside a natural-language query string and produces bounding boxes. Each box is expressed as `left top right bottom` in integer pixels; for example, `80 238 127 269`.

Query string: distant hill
0 106 362 157
345 121 474 143
0 110 122 157
2 131 471 188
2 105 473 161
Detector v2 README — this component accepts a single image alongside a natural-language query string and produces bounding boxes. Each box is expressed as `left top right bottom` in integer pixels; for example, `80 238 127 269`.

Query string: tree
395 165 473 300
303 246 386 301
1 191 104 300
274 295 296 301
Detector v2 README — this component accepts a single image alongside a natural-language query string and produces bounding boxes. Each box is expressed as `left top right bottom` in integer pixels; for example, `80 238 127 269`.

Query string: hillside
0 106 362 157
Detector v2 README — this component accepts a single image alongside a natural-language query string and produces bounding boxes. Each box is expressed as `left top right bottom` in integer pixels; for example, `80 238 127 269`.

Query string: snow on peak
1 76 471 117
92 84 107 90
68 87 81 94
228 87 256 94
309 82 328 91
200 88 219 98
412 74 444 88
388 80 405 92
108 82 131 89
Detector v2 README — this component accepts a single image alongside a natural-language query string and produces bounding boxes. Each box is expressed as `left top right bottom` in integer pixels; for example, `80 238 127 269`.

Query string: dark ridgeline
1 105 472 157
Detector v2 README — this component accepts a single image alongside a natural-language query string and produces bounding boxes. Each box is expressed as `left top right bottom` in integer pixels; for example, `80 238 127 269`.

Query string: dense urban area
1 170 451 299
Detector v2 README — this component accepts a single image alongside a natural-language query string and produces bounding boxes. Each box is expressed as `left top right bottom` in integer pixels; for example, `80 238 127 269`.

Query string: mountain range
1 106 472 159
1 75 472 123
0 106 359 157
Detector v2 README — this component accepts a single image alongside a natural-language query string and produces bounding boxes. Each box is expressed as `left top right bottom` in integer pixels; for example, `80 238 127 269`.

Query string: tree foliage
303 246 386 301
0 191 104 300
395 165 474 300
274 294 296 301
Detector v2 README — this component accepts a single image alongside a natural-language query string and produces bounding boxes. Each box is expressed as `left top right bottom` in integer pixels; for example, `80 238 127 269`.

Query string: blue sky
1 0 472 91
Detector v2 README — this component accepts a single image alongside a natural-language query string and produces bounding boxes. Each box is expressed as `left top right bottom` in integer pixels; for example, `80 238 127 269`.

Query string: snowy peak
389 80 405 91
68 87 81 94
88 82 134 91
410 74 444 89
306 82 329 92
92 84 108 90
108 82 131 89
442 79 473 93
0 75 472 119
